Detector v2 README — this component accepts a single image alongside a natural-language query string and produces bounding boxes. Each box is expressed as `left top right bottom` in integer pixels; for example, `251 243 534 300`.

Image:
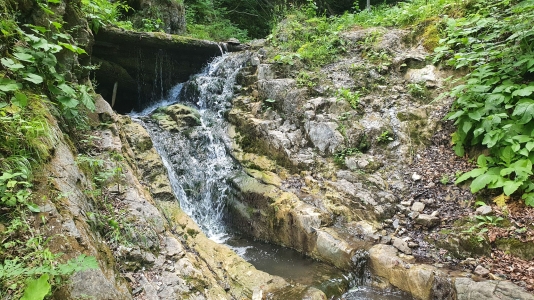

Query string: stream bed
130 53 412 299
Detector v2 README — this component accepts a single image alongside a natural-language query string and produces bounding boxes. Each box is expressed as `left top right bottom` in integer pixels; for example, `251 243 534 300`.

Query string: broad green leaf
512 99 534 124
58 83 76 96
27 202 41 213
51 22 62 30
499 146 514 166
13 52 34 63
503 181 522 196
20 274 50 300
512 85 534 97
477 154 489 168
462 121 472 134
447 110 464 120
58 96 79 108
468 110 483 121
513 135 531 143
455 167 487 184
526 141 534 151
470 173 500 193
23 73 44 84
1 58 25 70
522 192 534 207
79 86 95 111
58 42 78 53
11 92 28 108
0 78 22 92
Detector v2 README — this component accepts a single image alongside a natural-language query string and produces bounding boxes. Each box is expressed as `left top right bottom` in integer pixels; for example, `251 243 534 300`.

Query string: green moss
422 24 440 51
496 238 534 261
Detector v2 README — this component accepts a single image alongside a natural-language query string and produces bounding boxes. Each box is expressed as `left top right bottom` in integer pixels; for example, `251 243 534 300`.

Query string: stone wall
92 27 246 113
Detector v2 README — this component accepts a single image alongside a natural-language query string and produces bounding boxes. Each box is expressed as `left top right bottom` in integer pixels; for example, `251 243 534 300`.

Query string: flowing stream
130 53 412 299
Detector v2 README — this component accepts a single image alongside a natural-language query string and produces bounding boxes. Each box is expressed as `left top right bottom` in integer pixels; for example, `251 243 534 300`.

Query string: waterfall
129 52 412 300
131 52 250 241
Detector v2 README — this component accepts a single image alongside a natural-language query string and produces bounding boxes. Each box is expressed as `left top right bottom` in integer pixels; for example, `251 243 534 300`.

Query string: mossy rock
432 232 491 258
496 238 534 261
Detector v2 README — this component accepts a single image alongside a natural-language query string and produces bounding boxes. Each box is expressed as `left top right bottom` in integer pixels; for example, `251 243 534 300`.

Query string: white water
131 53 250 241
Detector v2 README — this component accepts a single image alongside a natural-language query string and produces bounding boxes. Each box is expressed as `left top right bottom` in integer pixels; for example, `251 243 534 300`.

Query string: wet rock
314 229 354 269
369 244 438 300
401 200 412 206
415 214 440 228
257 64 275 80
475 205 492 216
151 104 201 131
474 265 490 276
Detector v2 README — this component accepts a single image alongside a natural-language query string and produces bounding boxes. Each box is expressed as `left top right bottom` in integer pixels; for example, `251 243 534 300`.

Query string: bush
436 0 534 206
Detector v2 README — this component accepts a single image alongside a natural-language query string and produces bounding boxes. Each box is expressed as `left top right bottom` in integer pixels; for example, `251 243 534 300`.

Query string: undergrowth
435 0 534 206
0 2 98 299
267 0 464 68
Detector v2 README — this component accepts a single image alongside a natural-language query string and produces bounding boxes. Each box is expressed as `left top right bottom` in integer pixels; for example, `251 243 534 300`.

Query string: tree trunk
366 0 371 10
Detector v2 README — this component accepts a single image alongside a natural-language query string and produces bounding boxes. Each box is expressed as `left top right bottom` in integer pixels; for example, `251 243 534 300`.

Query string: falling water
132 52 250 241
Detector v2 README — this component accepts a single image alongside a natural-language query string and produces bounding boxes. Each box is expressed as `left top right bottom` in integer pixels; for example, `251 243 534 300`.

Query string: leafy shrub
436 0 534 206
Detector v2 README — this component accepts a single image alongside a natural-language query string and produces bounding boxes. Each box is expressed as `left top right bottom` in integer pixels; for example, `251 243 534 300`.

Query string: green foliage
20 274 50 300
184 0 248 41
0 23 96 119
0 254 98 299
333 147 360 166
336 88 360 109
0 7 98 299
407 82 429 99
81 0 132 33
439 0 534 206
268 7 347 67
142 18 164 32
351 0 460 27
376 130 393 143
440 175 450 185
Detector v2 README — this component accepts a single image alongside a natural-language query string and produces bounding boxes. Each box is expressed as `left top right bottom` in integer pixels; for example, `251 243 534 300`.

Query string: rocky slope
220 27 534 299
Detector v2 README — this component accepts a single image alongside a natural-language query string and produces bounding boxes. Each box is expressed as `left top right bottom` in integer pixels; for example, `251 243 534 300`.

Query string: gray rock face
305 121 344 154
68 269 132 300
455 277 534 300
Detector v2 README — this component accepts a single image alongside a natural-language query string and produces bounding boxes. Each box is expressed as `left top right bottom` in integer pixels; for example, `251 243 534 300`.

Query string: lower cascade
131 53 411 299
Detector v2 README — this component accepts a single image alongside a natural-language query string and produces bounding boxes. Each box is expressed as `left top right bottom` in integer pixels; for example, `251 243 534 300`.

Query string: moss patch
496 238 534 261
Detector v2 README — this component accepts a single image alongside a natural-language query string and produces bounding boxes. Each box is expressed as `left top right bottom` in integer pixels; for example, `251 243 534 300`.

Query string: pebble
475 205 492 216
408 211 420 219
401 200 412 206
411 202 425 212
412 172 422 181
